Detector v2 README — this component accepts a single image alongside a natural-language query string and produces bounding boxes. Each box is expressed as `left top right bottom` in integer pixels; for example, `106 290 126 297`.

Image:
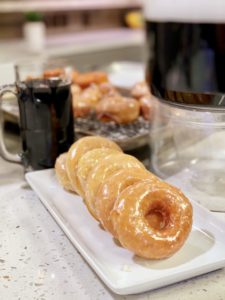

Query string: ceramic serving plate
26 169 225 295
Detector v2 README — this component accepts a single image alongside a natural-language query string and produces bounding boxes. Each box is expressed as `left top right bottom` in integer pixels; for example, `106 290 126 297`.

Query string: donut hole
145 208 169 230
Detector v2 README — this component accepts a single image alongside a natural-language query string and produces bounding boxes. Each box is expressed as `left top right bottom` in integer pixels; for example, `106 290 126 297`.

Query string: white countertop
0 136 225 299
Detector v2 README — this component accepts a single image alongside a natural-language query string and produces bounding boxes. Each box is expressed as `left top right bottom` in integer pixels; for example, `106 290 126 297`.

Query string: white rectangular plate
26 169 225 295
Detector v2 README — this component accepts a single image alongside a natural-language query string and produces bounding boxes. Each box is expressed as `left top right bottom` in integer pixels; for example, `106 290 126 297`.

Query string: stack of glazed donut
72 74 154 123
55 136 193 260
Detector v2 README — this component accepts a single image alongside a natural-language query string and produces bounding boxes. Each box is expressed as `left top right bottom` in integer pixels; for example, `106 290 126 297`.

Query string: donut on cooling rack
71 84 81 97
72 84 102 118
139 95 154 121
98 82 120 97
73 71 108 88
131 81 150 99
96 96 140 124
43 68 65 79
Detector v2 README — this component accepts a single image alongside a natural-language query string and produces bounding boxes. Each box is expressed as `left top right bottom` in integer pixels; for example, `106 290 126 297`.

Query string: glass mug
0 62 74 171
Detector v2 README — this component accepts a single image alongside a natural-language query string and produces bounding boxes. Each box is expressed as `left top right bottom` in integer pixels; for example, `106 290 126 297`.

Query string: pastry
140 95 153 121
96 96 140 124
66 136 122 197
55 136 193 260
76 148 122 197
74 71 108 88
95 168 158 237
55 153 73 192
131 81 150 99
111 180 193 259
85 152 145 219
73 84 101 117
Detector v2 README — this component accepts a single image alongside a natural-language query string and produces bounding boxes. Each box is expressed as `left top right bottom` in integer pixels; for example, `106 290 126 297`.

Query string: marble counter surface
0 135 225 300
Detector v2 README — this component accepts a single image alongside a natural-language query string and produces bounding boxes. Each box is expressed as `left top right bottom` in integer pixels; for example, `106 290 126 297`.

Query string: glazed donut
66 136 122 197
71 84 81 97
98 82 120 97
95 168 159 237
81 84 102 105
96 96 140 124
74 71 108 88
111 180 193 259
73 98 93 118
140 95 153 121
43 68 65 79
73 84 102 118
85 152 145 220
76 148 122 196
72 70 80 83
131 81 150 99
55 153 74 192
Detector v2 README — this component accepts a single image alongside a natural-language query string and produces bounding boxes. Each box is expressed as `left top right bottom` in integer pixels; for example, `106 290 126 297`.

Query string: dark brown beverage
17 79 74 170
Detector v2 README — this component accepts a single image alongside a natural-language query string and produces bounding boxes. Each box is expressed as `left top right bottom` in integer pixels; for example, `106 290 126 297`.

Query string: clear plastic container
149 97 225 211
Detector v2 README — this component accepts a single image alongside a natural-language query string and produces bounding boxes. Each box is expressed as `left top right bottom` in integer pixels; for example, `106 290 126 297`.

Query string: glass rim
152 91 225 112
14 59 73 84
157 97 225 112
14 57 72 69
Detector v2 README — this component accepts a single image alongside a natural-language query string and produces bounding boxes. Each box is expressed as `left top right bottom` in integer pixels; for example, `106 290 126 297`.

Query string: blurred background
0 0 150 168
0 0 145 68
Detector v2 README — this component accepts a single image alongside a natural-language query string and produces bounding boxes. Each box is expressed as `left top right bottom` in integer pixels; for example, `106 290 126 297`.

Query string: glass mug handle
0 85 21 163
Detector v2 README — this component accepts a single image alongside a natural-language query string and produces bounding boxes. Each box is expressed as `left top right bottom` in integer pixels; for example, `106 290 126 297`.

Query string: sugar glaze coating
111 180 193 259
